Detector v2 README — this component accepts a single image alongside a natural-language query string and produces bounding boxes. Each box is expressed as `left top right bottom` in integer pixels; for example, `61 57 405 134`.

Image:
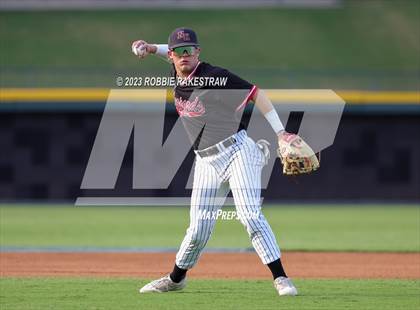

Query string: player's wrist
277 130 286 138
148 44 158 54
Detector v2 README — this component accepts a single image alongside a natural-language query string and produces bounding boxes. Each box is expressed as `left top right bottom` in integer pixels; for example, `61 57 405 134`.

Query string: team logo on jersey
177 31 190 41
175 96 205 117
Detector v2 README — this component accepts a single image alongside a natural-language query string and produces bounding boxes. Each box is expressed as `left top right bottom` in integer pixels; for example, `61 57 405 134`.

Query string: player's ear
194 47 200 59
168 50 174 63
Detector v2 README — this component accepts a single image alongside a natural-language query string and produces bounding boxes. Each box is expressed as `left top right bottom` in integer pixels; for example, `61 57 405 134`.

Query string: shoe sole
278 288 298 296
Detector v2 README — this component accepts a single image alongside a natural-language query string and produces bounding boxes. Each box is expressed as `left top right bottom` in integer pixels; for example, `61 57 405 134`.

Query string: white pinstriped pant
175 130 281 269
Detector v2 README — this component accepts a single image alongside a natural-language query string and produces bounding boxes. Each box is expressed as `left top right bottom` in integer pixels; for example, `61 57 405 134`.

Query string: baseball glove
277 132 320 175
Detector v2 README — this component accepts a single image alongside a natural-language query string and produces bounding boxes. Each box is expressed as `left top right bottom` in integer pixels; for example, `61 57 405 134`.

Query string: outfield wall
1 98 419 203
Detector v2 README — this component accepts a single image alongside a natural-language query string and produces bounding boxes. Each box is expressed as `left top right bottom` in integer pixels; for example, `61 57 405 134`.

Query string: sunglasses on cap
171 46 198 57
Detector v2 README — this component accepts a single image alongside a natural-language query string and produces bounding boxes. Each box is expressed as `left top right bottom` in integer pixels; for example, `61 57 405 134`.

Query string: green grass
1 205 419 252
0 1 419 88
1 278 419 310
1 3 418 70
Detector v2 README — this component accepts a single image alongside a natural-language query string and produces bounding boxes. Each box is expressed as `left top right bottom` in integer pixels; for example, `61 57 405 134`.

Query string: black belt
196 136 237 158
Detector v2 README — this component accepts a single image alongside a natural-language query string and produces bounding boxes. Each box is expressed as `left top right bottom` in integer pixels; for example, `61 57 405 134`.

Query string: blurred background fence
0 0 419 203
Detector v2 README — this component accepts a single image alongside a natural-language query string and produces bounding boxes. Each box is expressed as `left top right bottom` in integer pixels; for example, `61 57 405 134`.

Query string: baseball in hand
131 40 149 58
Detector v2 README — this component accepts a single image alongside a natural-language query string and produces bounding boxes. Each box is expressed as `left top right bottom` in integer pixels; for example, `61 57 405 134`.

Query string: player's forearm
146 44 168 56
254 89 274 114
132 40 169 61
254 89 285 135
152 44 169 58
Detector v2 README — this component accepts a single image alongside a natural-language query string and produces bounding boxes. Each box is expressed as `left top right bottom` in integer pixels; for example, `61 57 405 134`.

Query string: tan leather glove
277 132 320 175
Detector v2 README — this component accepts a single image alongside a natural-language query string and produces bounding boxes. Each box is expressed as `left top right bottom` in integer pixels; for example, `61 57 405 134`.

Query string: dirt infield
1 252 419 279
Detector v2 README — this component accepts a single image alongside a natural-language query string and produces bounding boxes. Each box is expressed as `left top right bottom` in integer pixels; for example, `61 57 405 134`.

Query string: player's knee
237 209 263 228
243 219 266 237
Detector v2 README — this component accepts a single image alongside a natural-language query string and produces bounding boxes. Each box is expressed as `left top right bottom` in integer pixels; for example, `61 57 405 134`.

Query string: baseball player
132 28 319 296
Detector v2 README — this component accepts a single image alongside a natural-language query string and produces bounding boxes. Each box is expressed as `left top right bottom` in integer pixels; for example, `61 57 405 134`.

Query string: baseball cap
168 27 199 49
